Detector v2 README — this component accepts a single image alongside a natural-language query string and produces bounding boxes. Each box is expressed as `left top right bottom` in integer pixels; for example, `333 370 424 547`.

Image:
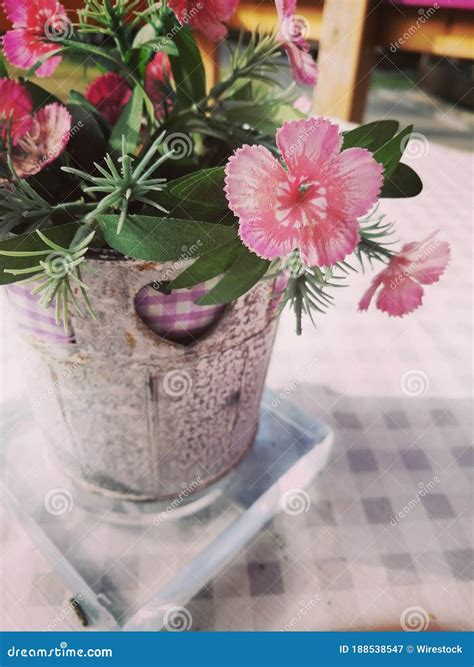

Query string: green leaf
0 53 8 78
109 87 144 153
342 120 399 151
170 239 242 289
197 247 270 305
0 224 80 285
133 25 179 55
68 90 110 135
169 167 227 209
374 125 413 178
65 102 107 171
381 162 423 198
169 28 206 108
98 215 238 261
20 79 61 110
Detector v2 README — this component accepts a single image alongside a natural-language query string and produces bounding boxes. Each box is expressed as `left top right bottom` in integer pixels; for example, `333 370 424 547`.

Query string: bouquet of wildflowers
0 0 449 334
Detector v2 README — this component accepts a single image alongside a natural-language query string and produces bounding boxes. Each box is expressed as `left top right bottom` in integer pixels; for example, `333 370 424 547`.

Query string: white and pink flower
359 232 450 317
225 117 383 267
0 78 72 177
2 0 67 77
0 77 33 143
275 0 318 86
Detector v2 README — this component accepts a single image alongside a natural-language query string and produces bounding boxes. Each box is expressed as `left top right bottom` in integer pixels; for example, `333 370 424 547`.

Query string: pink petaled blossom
0 77 33 143
225 117 383 267
168 0 239 42
2 0 67 77
275 0 318 86
145 52 174 120
12 103 72 177
85 72 132 126
359 232 450 317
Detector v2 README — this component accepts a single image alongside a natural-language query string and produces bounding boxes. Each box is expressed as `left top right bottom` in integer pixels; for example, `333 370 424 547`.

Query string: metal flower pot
11 254 281 501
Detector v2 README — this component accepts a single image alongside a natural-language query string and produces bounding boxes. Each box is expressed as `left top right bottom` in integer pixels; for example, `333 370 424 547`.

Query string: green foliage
197 247 270 306
62 134 171 233
168 28 206 110
109 87 144 153
170 239 242 290
342 120 400 151
98 214 238 261
0 223 81 285
381 163 423 198
0 230 95 330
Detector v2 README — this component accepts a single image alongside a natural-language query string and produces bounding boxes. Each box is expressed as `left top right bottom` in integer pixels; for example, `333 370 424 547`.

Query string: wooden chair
1 0 472 121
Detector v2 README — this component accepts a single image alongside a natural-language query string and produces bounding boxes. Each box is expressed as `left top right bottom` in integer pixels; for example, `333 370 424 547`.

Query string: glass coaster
0 390 333 631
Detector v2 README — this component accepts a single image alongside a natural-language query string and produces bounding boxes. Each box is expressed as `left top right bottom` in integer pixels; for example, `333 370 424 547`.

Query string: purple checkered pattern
7 273 287 346
134 281 226 345
6 283 75 345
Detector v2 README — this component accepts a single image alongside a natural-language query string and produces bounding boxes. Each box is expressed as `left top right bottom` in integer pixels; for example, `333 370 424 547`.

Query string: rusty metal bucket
15 255 281 501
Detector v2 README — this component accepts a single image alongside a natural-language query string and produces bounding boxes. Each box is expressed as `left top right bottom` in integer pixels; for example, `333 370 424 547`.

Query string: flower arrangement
0 0 449 335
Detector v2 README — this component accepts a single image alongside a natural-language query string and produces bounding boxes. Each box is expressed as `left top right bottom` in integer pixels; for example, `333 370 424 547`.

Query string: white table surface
0 141 472 632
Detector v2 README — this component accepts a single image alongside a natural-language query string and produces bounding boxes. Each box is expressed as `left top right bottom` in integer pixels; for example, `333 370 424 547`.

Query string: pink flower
168 0 239 42
275 0 318 86
0 77 33 143
359 232 450 317
2 0 68 77
12 103 72 177
145 52 174 120
225 117 383 267
85 72 132 126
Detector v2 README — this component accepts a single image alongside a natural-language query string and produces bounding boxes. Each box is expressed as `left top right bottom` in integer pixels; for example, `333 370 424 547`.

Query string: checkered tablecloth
0 142 472 632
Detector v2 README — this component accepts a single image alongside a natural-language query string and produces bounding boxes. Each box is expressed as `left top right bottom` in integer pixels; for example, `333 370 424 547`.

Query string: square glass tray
0 391 333 631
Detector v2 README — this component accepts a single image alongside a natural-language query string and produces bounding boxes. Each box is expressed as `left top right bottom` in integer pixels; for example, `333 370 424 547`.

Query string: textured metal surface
21 257 280 501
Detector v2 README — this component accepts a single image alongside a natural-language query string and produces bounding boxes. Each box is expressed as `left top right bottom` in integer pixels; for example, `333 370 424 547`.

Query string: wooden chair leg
194 33 221 92
313 0 376 123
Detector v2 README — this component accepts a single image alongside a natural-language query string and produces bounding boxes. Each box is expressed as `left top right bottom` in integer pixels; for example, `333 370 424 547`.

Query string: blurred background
1 0 472 150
